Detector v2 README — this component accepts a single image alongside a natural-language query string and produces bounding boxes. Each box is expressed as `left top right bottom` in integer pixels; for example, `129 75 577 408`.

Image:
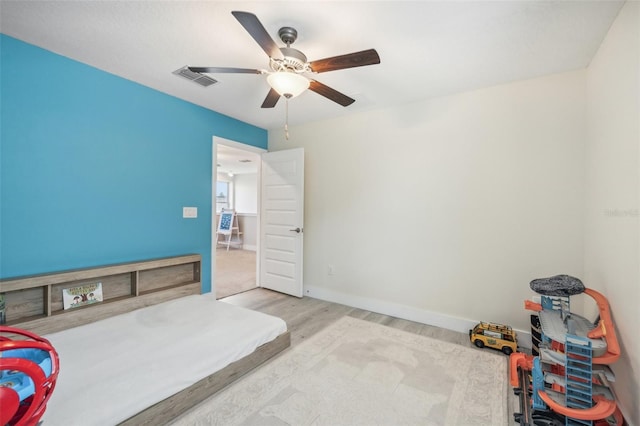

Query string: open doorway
213 137 265 299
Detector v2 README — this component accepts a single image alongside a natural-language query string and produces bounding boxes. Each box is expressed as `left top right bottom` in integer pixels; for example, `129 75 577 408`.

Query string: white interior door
260 148 304 297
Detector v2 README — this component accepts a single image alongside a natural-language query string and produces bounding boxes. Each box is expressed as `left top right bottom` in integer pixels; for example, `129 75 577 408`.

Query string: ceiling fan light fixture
267 72 309 99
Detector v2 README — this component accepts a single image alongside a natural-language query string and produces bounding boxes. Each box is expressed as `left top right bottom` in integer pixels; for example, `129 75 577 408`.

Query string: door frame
211 136 266 297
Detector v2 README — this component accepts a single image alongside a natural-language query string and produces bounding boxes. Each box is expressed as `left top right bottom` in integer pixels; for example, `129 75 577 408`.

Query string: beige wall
234 173 258 214
270 70 586 336
237 214 257 251
584 2 639 423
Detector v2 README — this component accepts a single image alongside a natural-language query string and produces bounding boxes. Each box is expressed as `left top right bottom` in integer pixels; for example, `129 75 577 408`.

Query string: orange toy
511 284 625 425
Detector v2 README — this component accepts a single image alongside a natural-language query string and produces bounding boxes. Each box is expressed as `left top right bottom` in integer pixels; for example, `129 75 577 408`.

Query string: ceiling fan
188 11 381 109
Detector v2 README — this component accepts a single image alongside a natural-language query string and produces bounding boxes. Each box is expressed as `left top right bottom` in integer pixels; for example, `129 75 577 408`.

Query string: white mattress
41 294 287 425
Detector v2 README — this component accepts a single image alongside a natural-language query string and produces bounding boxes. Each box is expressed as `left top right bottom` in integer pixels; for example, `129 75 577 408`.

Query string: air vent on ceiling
173 66 218 87
238 159 253 163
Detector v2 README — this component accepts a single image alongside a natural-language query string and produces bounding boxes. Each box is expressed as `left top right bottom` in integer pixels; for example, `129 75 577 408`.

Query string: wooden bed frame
0 254 291 425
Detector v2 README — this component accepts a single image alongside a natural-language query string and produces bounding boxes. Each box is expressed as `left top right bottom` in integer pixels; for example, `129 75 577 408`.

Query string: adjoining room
214 142 261 299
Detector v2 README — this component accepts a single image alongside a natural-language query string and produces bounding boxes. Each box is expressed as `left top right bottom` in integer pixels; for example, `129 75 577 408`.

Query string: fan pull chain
285 98 290 140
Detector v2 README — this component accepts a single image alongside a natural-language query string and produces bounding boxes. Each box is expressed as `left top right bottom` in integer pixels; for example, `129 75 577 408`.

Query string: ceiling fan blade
261 88 280 108
188 67 261 74
309 49 380 73
309 80 355 107
231 11 283 59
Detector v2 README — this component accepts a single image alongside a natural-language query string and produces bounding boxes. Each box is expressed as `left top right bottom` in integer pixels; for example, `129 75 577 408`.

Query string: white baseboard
242 245 257 251
304 285 532 349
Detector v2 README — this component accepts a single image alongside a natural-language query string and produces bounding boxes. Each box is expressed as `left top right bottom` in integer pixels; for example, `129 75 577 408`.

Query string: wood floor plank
346 307 370 320
223 289 471 348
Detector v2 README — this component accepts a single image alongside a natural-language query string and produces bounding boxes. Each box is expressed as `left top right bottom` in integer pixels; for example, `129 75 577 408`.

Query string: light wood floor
215 248 257 299
222 288 517 422
222 288 472 347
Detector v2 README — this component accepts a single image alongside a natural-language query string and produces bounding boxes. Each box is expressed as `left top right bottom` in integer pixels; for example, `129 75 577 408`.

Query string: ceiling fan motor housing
276 47 308 72
270 26 308 72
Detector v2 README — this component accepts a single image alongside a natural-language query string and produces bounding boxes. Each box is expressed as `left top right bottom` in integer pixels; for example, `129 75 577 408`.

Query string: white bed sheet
41 294 287 425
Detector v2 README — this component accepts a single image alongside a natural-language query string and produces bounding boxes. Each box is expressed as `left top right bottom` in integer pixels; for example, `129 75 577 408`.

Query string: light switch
183 207 198 218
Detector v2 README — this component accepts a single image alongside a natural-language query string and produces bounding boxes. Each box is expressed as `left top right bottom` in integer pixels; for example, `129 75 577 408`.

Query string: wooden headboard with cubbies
0 254 201 335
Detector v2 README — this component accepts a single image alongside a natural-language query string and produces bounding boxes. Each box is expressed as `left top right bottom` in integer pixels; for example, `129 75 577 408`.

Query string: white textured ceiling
217 143 260 175
0 1 624 131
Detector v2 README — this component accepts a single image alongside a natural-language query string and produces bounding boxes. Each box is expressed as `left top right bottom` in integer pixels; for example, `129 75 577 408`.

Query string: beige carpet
172 317 508 426
215 249 257 299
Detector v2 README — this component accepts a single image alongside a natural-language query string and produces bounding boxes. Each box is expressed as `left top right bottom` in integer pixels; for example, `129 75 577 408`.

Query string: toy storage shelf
0 254 201 335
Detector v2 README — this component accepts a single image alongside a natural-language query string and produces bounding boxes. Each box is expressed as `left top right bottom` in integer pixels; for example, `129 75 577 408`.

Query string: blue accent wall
0 35 267 293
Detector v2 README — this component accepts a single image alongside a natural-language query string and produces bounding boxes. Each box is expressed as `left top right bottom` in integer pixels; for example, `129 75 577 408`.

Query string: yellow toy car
469 321 517 355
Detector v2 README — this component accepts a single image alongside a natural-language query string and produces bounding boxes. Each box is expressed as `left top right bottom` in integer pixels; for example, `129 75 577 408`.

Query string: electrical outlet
327 264 335 275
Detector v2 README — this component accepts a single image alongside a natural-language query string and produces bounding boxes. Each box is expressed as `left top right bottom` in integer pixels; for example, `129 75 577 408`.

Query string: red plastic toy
0 326 60 426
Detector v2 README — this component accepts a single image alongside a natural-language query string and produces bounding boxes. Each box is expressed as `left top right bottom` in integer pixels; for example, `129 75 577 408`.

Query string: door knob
289 227 302 233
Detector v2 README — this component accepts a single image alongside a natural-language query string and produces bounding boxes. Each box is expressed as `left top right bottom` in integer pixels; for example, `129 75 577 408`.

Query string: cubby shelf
0 254 201 335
